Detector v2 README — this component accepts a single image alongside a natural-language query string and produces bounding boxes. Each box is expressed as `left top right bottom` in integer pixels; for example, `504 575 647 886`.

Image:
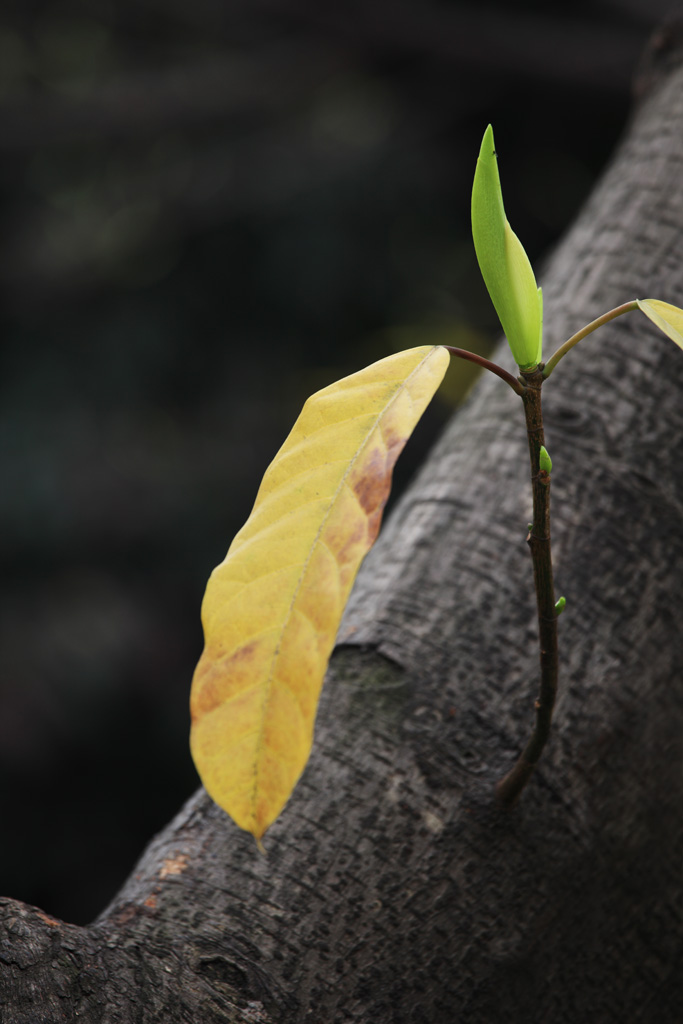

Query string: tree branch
3 27 683 1024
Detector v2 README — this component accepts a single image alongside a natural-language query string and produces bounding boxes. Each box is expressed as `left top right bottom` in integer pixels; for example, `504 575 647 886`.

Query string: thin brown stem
496 367 559 806
542 300 638 378
444 346 525 395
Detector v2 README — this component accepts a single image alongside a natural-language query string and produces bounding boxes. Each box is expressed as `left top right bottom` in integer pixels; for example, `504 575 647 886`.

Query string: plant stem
496 366 558 806
542 300 638 378
444 346 524 395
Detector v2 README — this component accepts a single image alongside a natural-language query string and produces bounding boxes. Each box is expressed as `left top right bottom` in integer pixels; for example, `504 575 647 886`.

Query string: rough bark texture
3 31 683 1024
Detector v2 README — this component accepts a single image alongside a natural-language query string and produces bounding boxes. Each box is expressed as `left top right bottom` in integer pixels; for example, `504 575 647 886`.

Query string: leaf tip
480 122 495 159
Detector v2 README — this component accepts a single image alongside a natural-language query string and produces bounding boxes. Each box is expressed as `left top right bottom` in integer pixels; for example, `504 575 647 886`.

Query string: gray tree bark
3 29 683 1024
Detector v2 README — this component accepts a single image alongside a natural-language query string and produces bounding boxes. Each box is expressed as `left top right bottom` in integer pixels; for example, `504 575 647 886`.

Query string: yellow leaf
190 345 450 838
636 298 683 352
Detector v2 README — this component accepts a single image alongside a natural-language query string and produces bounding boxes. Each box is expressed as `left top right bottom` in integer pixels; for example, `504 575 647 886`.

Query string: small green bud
539 445 552 475
471 125 543 370
555 596 566 616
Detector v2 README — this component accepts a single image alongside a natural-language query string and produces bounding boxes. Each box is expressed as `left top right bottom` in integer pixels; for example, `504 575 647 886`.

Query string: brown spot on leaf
191 639 263 719
326 515 367 577
350 444 391 517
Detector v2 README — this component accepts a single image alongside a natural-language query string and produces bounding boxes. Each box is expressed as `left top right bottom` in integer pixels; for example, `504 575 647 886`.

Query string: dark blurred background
0 0 671 924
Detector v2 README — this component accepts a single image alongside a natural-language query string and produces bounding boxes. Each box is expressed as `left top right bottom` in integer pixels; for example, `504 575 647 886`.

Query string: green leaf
539 445 552 475
636 299 683 352
471 125 542 370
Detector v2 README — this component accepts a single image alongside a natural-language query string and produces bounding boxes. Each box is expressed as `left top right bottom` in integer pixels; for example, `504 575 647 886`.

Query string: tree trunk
3 31 683 1024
